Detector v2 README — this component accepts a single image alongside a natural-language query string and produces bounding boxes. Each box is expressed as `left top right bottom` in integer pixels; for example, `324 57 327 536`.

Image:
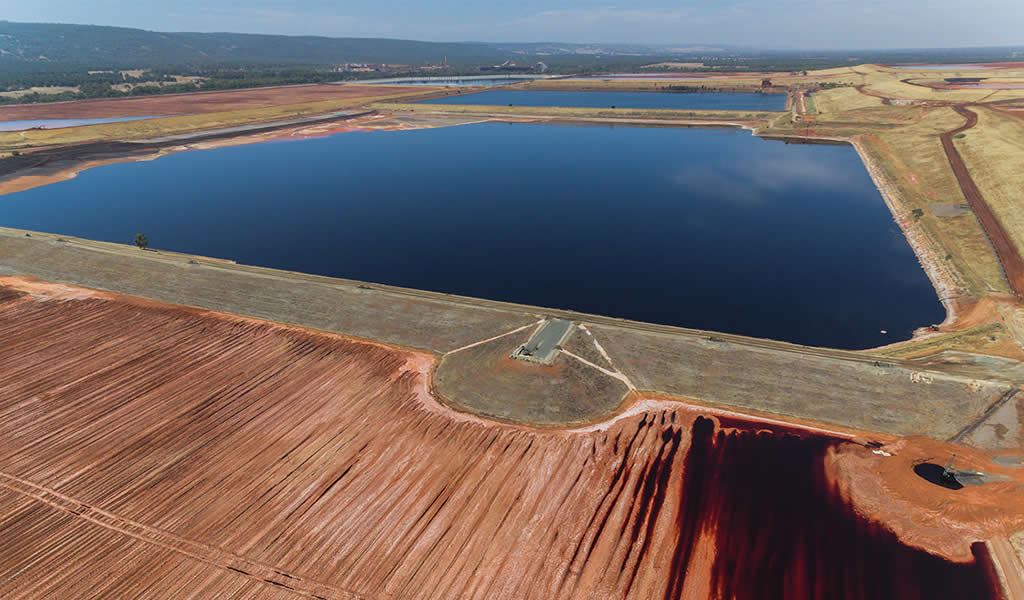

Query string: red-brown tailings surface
0 285 1004 599
0 84 420 120
666 417 1002 600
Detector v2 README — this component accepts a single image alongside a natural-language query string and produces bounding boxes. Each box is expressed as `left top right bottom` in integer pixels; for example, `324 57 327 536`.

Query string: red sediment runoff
940 105 1024 296
665 417 1003 600
0 282 1007 599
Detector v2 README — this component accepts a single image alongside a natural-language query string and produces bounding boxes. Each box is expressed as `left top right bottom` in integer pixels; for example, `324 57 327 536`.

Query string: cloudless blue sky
5 0 1023 49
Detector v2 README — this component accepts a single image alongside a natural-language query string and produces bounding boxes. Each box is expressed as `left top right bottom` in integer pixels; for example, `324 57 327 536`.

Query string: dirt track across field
0 84 422 120
940 106 1024 296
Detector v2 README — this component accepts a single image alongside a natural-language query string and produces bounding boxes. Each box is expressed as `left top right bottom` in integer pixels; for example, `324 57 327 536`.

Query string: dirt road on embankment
941 106 1024 296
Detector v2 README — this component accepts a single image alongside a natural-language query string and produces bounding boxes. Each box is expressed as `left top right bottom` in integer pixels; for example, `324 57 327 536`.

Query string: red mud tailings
0 288 1006 599
0 287 25 304
664 417 1003 600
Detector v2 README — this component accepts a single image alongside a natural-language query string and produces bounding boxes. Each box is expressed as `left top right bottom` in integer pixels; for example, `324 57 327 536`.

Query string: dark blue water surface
1 123 943 348
419 90 787 111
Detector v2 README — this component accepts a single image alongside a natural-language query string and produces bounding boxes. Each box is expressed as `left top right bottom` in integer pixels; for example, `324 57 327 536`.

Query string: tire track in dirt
947 388 1022 443
940 105 1024 296
0 472 360 600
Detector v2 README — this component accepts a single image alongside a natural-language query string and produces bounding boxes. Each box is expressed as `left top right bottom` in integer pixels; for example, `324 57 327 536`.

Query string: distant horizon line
1 19 1022 54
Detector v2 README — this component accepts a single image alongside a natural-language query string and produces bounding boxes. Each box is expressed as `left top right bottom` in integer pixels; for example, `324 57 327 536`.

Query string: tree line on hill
1 21 1021 106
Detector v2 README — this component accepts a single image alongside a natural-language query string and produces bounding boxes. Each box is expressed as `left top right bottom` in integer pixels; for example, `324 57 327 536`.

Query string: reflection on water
0 122 944 348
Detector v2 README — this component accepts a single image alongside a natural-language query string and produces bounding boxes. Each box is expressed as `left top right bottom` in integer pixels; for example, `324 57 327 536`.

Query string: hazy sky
5 0 1023 49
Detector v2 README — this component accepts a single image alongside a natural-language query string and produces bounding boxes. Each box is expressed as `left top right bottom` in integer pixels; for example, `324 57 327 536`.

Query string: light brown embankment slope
853 107 1010 299
0 227 1014 439
953 106 1024 293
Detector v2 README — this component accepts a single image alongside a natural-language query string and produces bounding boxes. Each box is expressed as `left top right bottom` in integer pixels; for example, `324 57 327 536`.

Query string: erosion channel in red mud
667 417 1001 600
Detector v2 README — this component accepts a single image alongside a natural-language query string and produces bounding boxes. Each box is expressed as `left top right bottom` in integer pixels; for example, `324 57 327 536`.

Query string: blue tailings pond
0 122 944 349
419 90 787 111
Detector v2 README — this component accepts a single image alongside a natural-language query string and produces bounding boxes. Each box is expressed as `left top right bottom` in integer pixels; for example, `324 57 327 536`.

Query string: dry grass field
859 109 1010 297
372 101 782 124
0 85 438 149
812 86 885 114
954 107 1024 262
856 68 1024 103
